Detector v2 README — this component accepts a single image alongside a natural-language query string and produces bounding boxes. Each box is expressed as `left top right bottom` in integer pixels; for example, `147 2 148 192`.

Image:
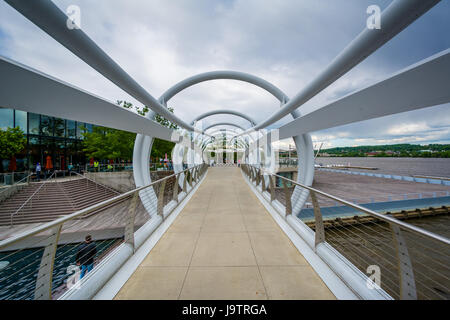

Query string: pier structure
0 0 449 300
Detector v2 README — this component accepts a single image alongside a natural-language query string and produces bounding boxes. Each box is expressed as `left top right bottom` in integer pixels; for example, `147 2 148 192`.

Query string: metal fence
0 172 33 203
84 163 173 173
0 163 208 300
303 190 450 209
317 167 450 186
0 172 32 186
241 164 450 300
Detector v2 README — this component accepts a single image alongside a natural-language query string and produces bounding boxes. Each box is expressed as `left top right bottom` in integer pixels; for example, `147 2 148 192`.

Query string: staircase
0 178 120 226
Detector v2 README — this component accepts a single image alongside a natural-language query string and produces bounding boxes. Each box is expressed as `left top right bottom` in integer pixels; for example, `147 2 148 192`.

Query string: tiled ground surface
114 167 335 300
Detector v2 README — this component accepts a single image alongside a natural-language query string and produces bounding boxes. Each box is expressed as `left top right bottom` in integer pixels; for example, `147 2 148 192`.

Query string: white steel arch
133 70 315 213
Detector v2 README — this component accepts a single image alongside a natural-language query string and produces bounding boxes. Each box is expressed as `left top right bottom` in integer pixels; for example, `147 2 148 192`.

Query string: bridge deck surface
114 167 335 300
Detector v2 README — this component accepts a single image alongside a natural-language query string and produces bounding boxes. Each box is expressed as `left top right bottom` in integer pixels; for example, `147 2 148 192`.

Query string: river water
316 157 450 178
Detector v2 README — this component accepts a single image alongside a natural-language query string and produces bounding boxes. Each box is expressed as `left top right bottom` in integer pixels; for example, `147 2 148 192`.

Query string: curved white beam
5 0 195 131
239 0 441 134
191 109 257 126
157 69 313 212
0 55 180 142
276 49 450 140
203 122 246 132
159 70 289 108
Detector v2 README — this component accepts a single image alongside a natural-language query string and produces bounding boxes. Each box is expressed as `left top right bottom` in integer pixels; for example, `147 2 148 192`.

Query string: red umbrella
45 155 53 170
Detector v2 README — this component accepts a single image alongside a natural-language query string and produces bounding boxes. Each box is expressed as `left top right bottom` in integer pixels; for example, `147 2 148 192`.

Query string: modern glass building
0 107 94 172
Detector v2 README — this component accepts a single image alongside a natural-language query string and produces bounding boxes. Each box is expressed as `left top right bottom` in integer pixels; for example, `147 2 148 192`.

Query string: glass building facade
0 107 94 172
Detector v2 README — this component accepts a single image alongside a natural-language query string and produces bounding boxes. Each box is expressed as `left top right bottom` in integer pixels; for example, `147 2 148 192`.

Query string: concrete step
0 178 122 226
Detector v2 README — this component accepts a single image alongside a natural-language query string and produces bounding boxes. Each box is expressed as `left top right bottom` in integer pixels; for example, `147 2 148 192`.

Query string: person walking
68 163 74 176
93 160 99 172
36 162 41 182
76 235 97 279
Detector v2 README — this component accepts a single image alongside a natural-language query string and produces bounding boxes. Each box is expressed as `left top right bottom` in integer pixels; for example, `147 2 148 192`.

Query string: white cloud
0 0 448 147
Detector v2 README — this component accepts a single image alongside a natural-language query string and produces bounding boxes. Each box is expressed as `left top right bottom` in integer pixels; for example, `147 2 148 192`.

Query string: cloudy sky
0 0 449 150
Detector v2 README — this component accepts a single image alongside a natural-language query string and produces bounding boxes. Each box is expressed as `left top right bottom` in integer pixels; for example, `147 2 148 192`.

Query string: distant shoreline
314 155 450 158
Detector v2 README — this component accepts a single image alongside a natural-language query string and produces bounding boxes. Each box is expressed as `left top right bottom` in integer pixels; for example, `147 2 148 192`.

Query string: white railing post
34 224 62 300
389 224 417 300
157 179 167 219
173 173 180 203
124 191 139 250
310 191 325 250
282 179 292 216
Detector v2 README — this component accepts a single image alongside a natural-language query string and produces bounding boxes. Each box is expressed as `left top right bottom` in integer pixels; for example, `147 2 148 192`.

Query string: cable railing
0 163 207 300
10 171 57 227
240 164 450 300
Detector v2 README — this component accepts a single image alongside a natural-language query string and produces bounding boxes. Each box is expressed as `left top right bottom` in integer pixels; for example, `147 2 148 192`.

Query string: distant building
0 107 95 172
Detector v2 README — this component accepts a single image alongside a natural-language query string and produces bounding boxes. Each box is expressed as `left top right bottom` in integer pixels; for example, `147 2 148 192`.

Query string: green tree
0 127 26 172
81 126 135 161
82 101 177 162
0 127 26 159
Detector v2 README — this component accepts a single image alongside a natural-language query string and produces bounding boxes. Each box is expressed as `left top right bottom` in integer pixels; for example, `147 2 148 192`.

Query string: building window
85 123 93 133
0 108 13 130
54 118 65 137
28 113 40 135
77 122 86 139
67 120 76 138
14 110 28 133
40 115 54 136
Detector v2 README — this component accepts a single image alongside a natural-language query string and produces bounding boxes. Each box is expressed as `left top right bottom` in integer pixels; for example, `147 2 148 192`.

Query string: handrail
0 164 205 250
70 171 120 195
0 171 33 197
313 190 450 207
10 171 57 227
246 164 450 245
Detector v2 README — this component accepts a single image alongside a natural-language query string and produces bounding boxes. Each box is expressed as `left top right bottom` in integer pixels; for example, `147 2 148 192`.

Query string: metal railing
241 164 450 300
10 171 57 227
69 171 121 196
0 171 32 186
0 172 33 203
0 163 208 300
84 163 173 173
303 190 450 208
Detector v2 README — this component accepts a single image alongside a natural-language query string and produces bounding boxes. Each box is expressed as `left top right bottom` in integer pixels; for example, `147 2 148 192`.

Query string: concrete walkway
114 167 335 300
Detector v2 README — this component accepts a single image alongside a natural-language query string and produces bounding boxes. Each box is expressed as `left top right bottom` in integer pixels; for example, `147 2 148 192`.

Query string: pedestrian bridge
0 164 449 300
0 0 449 300
114 167 334 300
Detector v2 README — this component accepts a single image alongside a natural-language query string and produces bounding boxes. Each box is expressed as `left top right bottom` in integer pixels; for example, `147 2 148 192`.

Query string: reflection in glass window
29 113 40 135
14 110 28 133
85 123 93 133
54 118 65 137
67 120 76 138
41 115 54 136
28 136 40 169
0 108 13 129
77 122 86 139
